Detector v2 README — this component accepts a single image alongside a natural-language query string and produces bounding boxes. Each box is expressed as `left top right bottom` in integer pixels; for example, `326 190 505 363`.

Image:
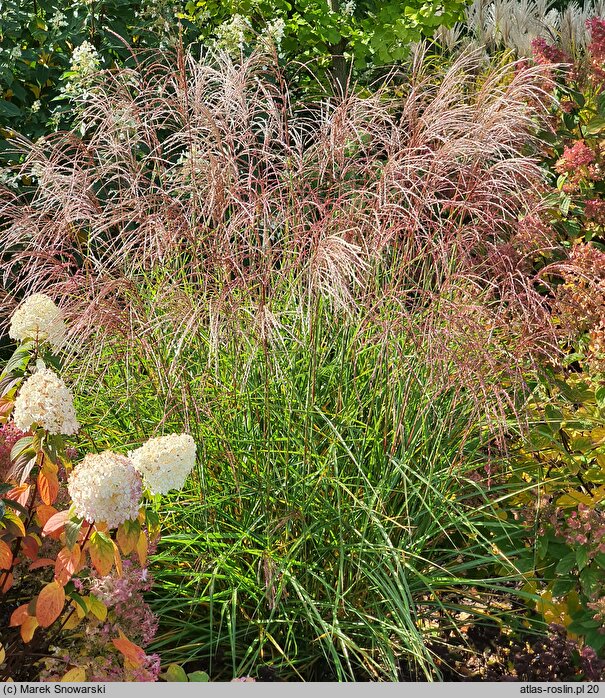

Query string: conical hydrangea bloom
13 368 79 435
9 293 66 349
130 433 196 495
68 451 142 529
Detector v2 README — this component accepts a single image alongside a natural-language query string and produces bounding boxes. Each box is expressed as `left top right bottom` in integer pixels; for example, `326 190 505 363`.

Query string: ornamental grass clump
0 45 561 432
0 46 567 679
0 296 197 682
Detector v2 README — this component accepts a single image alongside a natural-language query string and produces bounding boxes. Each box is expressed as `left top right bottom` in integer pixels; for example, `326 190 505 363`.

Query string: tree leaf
117 519 140 556
136 530 148 568
29 557 56 570
163 664 188 682
21 535 40 561
0 539 13 570
36 581 66 628
87 594 107 622
555 552 576 575
20 615 38 643
4 484 31 507
112 630 147 667
54 545 81 585
38 467 59 506
65 519 83 551
61 667 86 682
88 531 114 577
10 604 30 627
9 436 33 463
2 511 25 537
36 504 58 527
42 509 70 539
0 571 14 593
188 671 210 682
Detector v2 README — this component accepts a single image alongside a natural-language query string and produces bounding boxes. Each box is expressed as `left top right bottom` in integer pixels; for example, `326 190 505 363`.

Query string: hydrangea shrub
0 295 197 681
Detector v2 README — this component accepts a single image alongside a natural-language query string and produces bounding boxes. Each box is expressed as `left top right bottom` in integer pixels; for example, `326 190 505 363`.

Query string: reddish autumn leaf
54 546 81 586
38 468 59 506
36 581 66 628
0 572 14 593
0 539 12 570
111 630 147 667
20 616 38 643
42 510 70 539
29 558 56 570
10 604 30 627
21 535 40 561
5 484 31 507
0 397 14 418
36 505 58 527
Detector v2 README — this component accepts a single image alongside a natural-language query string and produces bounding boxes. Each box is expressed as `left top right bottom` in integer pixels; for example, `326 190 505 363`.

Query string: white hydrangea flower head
9 293 66 348
214 14 252 56
68 451 142 529
70 40 100 78
130 433 196 495
13 368 79 435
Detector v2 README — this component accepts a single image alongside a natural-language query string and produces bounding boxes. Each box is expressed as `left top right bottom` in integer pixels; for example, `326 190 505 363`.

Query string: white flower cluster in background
134 0 180 46
62 40 101 104
341 0 356 16
0 167 20 190
9 293 66 349
214 14 253 56
13 367 79 435
261 18 287 56
130 433 197 495
70 40 100 78
68 452 143 529
50 11 68 30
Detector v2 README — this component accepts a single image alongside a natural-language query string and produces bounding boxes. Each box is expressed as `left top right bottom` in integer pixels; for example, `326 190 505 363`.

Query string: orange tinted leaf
21 535 40 561
36 581 66 628
5 484 31 507
0 572 13 593
20 616 38 643
75 547 87 574
0 397 14 418
43 459 58 475
29 558 55 570
88 532 114 577
0 539 12 570
36 505 58 527
42 510 70 539
54 546 81 586
111 630 146 667
10 604 30 627
135 531 148 568
38 468 59 506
